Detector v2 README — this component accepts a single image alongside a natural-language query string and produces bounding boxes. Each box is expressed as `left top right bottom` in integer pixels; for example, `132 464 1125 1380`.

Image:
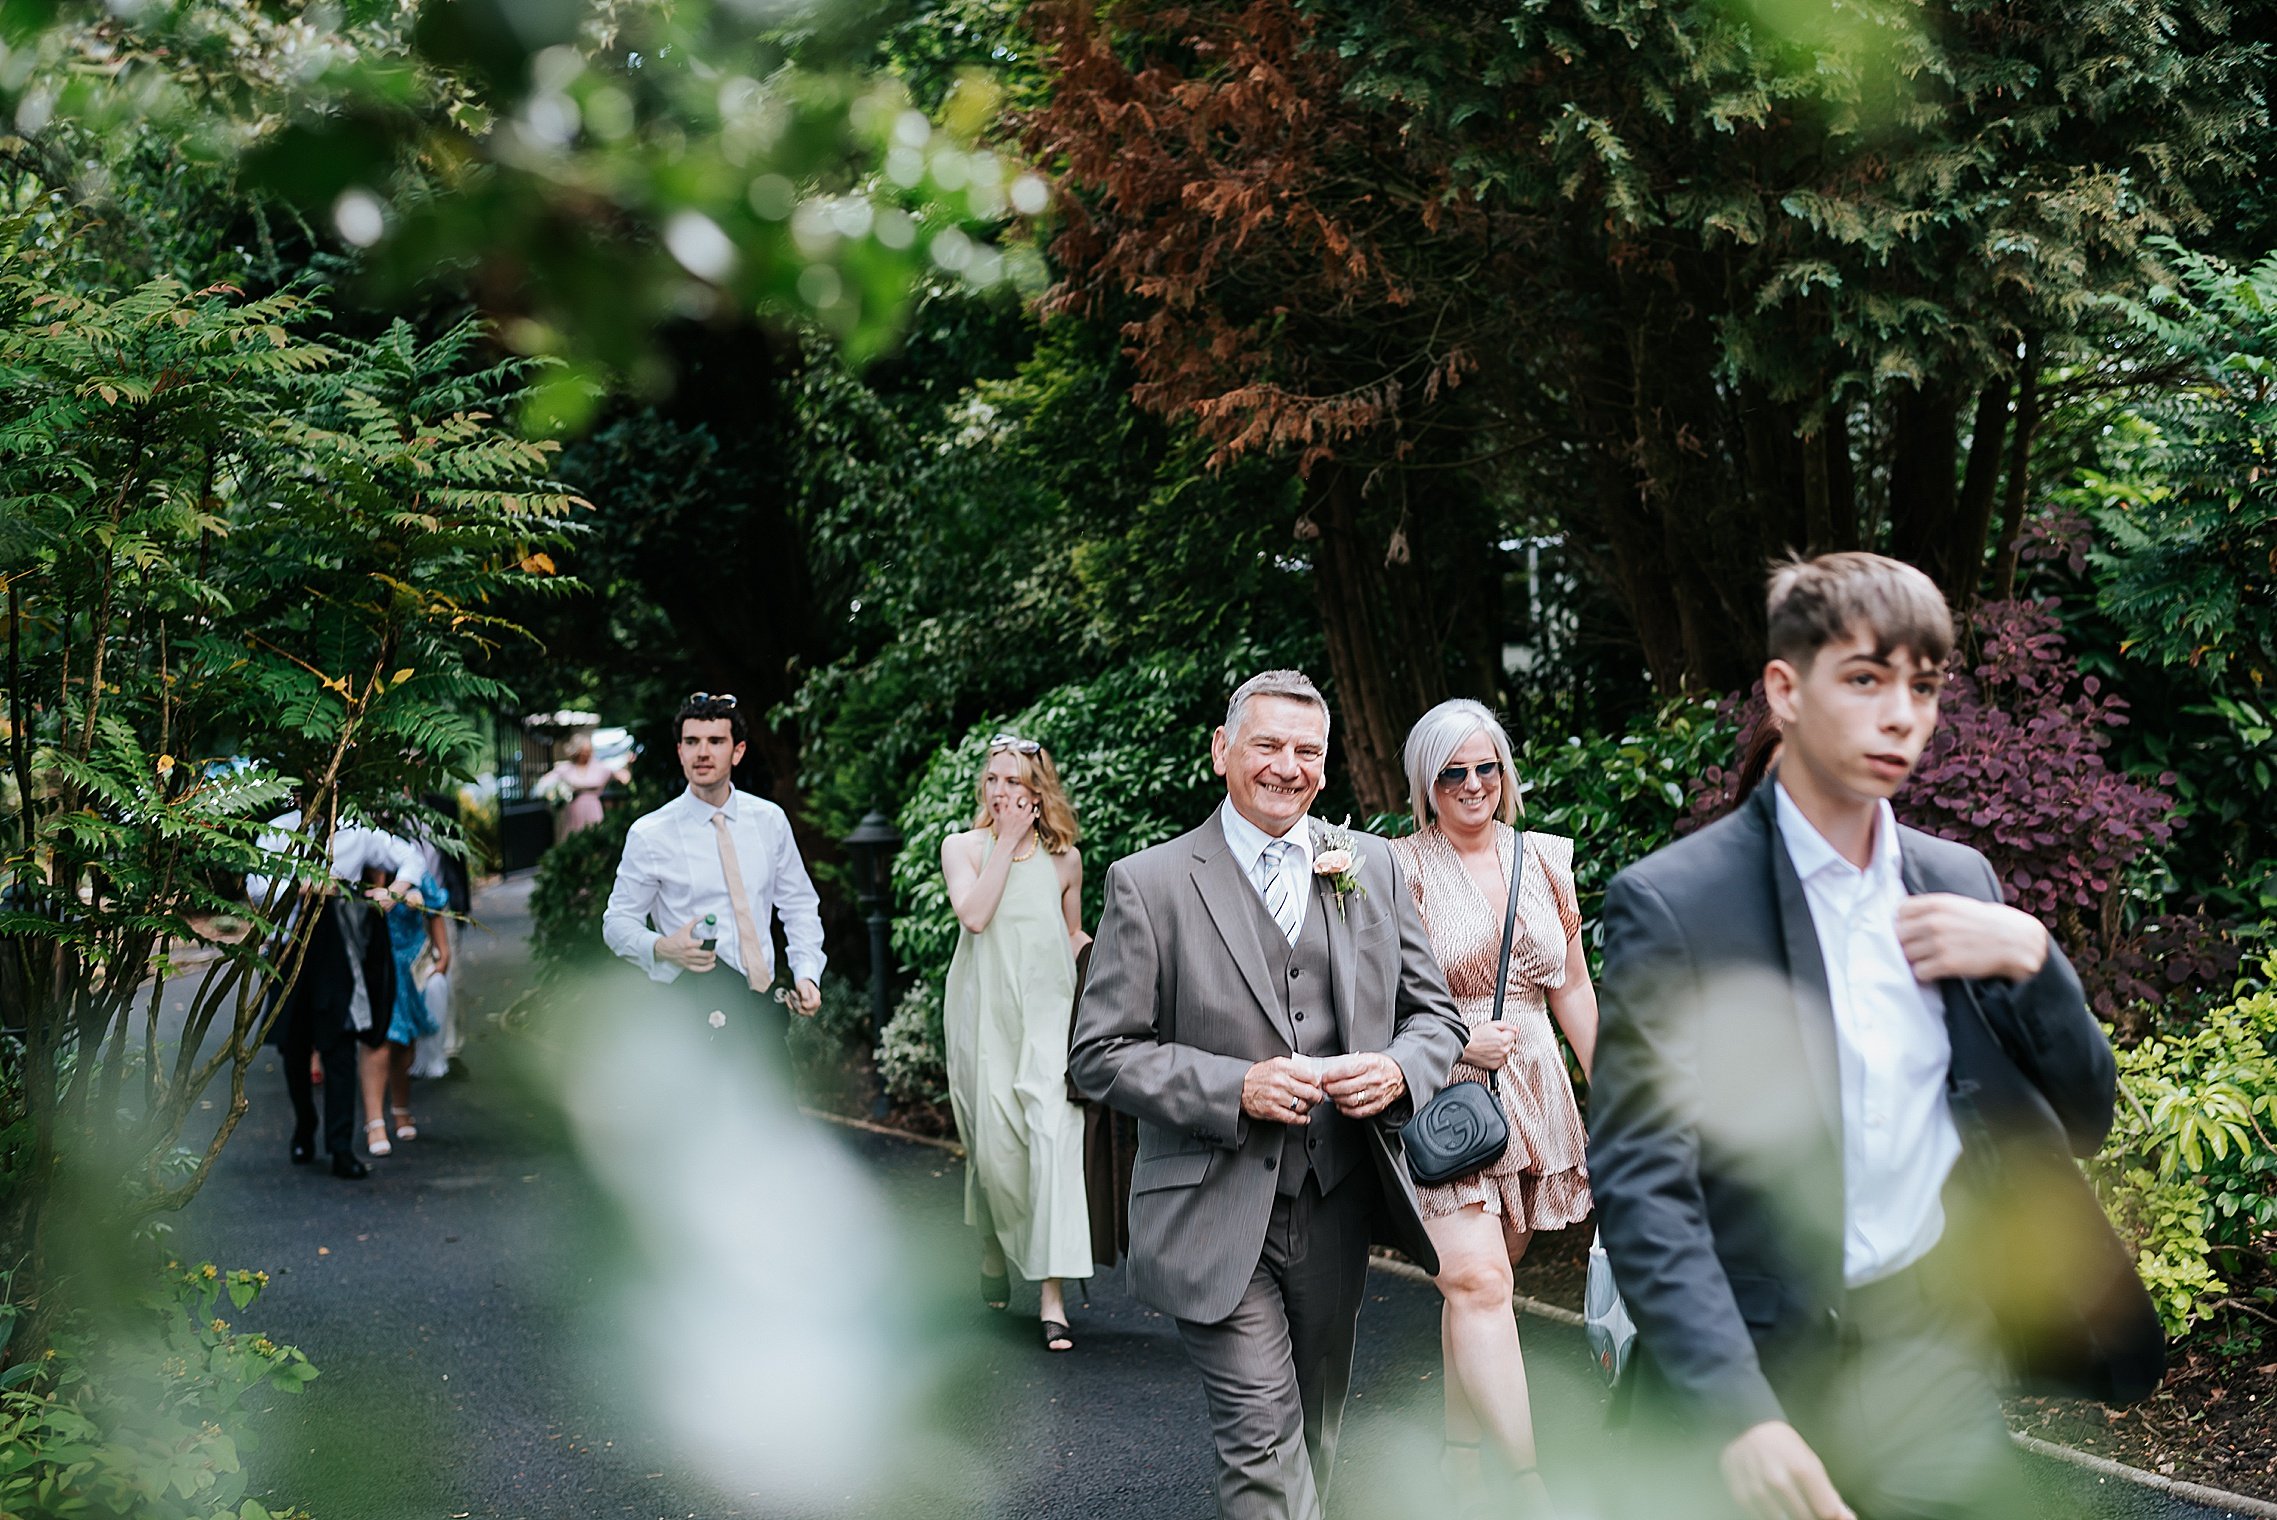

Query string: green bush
527 815 635 976
879 650 1237 1110
0 1261 317 1520
889 650 1231 991
2094 964 2277 1337
1515 696 1737 942
785 977 881 1116
878 980 949 1109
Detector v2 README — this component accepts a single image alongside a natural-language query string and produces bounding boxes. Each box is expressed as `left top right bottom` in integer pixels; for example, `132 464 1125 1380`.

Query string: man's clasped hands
1241 1051 1409 1124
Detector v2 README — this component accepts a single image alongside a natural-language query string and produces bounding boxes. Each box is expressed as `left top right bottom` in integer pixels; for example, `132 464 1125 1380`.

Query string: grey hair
1403 698 1518 827
1224 669 1331 740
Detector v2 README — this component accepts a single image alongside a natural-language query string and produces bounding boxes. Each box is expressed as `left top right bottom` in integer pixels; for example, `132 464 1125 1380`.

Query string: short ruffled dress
1388 825 1592 1253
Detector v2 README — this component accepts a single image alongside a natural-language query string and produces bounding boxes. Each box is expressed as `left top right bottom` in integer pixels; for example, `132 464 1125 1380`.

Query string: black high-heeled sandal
1040 1318 1074 1352
981 1269 1010 1311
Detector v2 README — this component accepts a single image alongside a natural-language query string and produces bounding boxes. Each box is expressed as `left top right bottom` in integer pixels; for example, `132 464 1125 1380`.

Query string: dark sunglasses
1433 760 1504 790
988 732 1042 755
686 691 739 708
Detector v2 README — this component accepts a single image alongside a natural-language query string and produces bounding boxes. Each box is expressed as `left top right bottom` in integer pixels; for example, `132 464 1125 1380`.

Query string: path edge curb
822 1109 2277 1520
803 1105 965 1157
2010 1433 2277 1519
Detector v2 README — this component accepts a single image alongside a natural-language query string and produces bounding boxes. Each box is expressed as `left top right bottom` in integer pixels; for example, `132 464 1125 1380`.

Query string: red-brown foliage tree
1023 0 1519 811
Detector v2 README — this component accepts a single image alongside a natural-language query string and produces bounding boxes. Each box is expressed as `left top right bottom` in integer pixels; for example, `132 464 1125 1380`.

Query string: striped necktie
1255 839 1301 943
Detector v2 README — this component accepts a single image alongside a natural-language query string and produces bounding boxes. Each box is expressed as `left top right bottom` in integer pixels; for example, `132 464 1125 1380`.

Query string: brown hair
1766 552 1954 669
971 741 1081 855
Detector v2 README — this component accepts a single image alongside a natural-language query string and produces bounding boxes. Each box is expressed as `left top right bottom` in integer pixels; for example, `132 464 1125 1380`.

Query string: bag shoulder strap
1489 829 1527 1025
1479 830 1527 1095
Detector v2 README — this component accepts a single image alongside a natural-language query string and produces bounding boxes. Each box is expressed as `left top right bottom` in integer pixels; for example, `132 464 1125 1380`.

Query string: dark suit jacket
1588 781 2161 1440
272 894 398 1041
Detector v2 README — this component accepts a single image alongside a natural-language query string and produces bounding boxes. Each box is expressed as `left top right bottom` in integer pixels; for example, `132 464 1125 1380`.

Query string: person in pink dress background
541 733 629 836
1387 698 1600 1517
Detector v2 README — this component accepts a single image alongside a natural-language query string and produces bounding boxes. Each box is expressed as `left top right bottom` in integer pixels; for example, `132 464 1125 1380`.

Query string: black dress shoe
290 1132 316 1165
330 1154 371 1181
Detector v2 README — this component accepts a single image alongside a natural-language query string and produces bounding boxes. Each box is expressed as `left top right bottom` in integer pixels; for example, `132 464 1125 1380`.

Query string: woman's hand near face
993 789 1038 845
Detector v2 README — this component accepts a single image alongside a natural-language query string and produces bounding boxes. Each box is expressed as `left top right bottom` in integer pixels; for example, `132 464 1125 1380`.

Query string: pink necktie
710 812 769 992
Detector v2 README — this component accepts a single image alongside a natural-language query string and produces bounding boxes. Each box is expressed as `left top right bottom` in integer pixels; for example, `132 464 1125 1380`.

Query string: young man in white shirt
1589 553 2159 1520
602 693 825 1057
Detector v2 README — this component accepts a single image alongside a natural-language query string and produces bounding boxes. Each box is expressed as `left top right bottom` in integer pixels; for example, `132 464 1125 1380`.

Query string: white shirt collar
1219 799 1313 874
1773 781 1902 889
678 785 740 822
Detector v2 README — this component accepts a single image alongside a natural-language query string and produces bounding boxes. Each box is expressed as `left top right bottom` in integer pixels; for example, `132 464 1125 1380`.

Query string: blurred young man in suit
1590 553 2159 1520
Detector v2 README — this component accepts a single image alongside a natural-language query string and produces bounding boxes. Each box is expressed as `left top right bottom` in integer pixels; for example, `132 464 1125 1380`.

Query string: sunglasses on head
686 691 739 709
1433 760 1504 790
989 732 1042 755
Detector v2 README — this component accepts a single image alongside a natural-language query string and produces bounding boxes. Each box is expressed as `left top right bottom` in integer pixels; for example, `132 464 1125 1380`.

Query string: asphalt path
170 878 2245 1520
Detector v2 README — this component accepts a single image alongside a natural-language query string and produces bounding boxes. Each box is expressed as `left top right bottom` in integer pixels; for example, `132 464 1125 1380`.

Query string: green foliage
1513 698 1739 941
527 816 634 976
4 0 1042 420
0 210 572 1295
877 980 948 1109
2101 1165 2228 1342
2095 966 2277 1336
889 650 1240 990
788 314 1310 852
2095 244 2277 688
784 976 881 1115
1327 0 2265 407
0 1260 316 1520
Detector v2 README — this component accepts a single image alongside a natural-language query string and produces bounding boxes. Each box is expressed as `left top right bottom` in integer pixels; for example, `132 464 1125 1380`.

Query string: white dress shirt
1219 800 1315 941
603 787 827 988
245 809 421 910
1773 784 1962 1288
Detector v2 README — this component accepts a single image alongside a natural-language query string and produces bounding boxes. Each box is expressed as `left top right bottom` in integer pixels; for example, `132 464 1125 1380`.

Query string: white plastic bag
1584 1230 1638 1386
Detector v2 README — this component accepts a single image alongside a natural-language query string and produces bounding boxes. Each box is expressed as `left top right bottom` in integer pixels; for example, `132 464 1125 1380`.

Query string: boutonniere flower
1312 819 1367 914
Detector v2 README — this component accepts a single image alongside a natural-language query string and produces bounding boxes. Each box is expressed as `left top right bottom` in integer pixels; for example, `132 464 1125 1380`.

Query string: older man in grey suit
1071 670 1468 1520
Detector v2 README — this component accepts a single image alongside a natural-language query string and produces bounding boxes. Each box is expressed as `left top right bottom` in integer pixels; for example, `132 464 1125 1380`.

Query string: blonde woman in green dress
941 734 1094 1351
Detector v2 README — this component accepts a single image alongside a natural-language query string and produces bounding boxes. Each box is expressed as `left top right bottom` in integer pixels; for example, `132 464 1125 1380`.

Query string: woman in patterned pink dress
1388 699 1599 1516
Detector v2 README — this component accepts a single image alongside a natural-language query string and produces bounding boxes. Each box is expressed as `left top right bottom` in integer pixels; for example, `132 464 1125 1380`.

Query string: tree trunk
1305 466 1424 818
1991 340 2042 601
1802 423 1834 553
1887 383 1962 582
1826 411 1859 550
1947 379 2012 613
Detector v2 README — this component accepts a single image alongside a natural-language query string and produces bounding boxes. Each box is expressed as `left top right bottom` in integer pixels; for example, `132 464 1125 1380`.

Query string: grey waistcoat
1240 883 1363 1199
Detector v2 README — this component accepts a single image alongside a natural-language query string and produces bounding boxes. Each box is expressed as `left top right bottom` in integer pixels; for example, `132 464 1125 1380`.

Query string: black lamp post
841 809 904 1117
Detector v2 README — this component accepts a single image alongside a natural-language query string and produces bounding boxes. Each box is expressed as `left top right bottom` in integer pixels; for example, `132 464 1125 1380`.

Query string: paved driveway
171 878 2242 1520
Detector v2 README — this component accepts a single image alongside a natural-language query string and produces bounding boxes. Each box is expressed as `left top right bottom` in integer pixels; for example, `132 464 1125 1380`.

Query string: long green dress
944 842 1092 1282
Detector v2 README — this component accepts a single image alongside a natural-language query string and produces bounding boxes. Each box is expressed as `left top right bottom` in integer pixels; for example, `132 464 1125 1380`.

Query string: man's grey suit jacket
1070 816 1469 1325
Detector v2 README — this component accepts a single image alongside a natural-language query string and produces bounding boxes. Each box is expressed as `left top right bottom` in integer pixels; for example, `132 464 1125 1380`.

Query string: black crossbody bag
1399 831 1526 1188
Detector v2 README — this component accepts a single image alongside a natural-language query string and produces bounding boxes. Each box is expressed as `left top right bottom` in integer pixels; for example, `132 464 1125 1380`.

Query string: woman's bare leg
1424 1203 1546 1481
356 1042 390 1152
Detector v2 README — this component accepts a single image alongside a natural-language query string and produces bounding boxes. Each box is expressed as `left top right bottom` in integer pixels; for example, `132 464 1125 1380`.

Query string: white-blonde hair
1403 698 1519 827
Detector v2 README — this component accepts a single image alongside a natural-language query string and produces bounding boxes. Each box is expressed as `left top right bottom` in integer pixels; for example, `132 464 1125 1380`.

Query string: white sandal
363 1119 392 1157
390 1106 417 1141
